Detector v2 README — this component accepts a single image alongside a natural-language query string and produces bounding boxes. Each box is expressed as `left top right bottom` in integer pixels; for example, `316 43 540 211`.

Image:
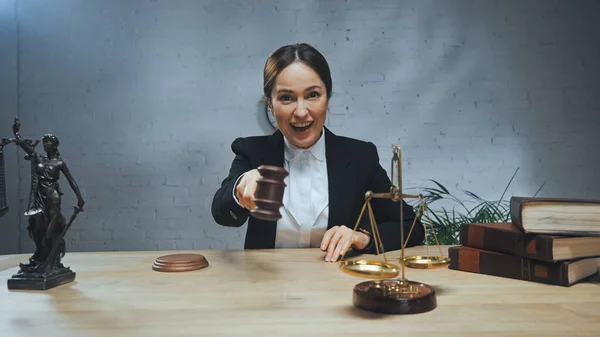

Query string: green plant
408 168 546 245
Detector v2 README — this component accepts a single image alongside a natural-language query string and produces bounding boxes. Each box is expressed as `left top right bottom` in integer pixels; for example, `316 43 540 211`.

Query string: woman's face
269 62 328 149
43 138 56 153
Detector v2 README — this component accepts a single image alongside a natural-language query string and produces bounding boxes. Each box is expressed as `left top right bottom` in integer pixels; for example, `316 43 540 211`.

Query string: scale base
353 279 437 314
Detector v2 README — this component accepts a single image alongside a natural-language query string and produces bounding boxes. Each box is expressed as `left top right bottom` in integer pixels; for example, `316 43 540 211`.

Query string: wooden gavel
250 165 289 221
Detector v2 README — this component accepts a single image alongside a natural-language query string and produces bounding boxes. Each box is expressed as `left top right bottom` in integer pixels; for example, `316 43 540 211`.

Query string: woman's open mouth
290 121 313 133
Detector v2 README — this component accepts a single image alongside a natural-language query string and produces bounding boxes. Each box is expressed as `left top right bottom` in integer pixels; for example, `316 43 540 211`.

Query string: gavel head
250 165 289 221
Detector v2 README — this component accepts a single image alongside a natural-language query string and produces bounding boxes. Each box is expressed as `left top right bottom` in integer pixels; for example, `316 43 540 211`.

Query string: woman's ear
266 96 273 113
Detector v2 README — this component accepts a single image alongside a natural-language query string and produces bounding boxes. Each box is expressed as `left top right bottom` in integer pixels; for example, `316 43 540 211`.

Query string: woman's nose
294 100 309 118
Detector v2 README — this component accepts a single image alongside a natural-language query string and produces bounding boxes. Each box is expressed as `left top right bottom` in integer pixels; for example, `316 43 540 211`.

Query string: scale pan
339 259 400 279
401 255 451 269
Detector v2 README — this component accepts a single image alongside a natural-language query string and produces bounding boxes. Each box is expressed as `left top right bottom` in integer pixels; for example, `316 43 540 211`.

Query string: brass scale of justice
250 144 450 315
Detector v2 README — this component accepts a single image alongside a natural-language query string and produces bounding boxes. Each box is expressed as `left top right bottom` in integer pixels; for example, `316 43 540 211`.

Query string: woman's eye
279 95 292 102
308 92 320 98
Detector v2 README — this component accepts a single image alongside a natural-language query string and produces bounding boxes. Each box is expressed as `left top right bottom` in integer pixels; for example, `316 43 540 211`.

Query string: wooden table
1 245 599 337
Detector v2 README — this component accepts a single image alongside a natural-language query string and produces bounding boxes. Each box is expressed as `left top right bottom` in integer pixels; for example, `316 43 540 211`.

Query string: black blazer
211 127 425 253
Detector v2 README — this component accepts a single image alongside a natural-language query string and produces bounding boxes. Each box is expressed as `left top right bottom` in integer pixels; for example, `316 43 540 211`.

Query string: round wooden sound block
152 253 209 272
353 279 437 314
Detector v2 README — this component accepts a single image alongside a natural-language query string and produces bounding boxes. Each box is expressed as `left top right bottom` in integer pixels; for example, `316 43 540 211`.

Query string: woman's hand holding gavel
235 165 289 221
234 169 262 211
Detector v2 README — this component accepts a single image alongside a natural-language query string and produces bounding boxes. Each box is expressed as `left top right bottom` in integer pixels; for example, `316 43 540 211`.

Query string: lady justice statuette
1 117 85 290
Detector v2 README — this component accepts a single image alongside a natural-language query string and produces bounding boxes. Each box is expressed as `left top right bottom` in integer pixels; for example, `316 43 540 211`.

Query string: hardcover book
459 222 600 262
448 245 599 287
510 196 600 235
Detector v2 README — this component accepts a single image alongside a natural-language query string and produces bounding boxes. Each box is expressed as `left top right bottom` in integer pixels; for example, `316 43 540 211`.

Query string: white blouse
276 129 329 248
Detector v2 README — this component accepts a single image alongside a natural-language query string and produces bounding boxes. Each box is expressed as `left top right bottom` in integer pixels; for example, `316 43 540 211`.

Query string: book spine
460 223 521 256
527 235 556 261
509 196 527 232
448 246 570 286
459 223 556 262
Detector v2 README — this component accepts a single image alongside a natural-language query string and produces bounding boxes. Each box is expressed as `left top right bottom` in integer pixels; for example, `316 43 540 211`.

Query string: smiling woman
211 43 424 262
263 45 331 149
267 62 328 148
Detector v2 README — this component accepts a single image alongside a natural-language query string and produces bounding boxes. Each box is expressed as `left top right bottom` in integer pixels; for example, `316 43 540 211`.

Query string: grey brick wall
1 0 599 254
0 0 19 255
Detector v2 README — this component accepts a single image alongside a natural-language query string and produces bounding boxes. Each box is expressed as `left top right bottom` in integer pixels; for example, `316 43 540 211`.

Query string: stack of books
448 196 600 286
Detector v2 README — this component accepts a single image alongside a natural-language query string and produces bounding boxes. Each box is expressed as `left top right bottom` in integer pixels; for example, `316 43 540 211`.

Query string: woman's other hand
234 169 262 210
320 225 370 262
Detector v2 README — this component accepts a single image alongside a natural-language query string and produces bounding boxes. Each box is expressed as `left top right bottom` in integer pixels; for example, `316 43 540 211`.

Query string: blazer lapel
324 128 355 229
263 129 285 167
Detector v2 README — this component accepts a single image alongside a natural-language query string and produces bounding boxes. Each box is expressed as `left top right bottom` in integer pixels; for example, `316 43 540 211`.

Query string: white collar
283 128 326 162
